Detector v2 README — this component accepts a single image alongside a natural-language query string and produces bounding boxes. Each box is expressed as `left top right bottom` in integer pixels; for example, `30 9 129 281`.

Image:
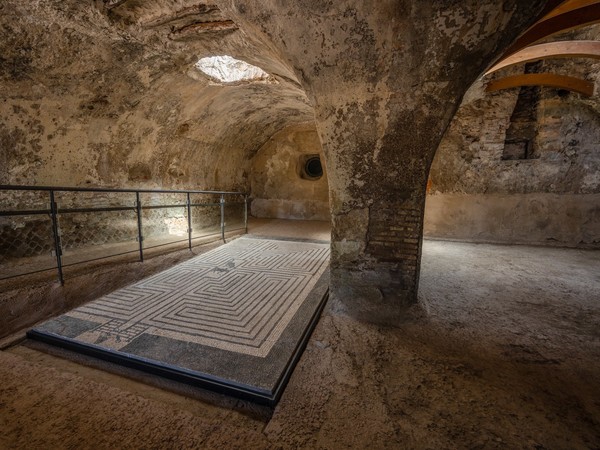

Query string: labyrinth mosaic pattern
34 237 329 358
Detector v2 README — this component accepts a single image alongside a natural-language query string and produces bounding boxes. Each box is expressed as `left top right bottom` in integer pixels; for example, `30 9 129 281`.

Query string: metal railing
0 185 248 284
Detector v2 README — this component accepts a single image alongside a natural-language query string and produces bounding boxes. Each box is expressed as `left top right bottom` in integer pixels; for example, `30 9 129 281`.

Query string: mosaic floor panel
29 236 330 404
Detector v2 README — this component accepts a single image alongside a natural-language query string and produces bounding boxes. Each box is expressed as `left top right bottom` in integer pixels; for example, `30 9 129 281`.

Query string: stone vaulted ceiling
0 0 561 316
0 0 313 190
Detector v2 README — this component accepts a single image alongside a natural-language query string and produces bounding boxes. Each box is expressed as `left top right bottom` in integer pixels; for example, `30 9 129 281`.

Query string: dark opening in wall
306 157 323 178
502 61 542 161
300 154 323 180
503 139 533 160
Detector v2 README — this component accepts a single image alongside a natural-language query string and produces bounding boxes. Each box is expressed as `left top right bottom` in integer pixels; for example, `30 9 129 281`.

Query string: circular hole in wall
304 156 323 179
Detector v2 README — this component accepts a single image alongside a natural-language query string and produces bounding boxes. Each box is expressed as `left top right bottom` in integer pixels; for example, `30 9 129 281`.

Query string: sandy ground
0 224 599 449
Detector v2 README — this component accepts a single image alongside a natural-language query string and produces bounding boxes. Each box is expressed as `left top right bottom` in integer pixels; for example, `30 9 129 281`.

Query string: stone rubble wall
250 124 330 221
426 28 600 248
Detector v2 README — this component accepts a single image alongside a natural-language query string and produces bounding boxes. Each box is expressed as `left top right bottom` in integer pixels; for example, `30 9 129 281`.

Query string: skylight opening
195 55 271 84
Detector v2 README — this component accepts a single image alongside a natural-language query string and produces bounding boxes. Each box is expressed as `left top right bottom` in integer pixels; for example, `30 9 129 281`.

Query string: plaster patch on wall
424 193 600 248
582 171 600 192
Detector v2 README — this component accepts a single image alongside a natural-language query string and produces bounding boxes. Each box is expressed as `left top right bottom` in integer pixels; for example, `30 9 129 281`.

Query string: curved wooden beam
541 0 600 20
486 40 600 74
486 73 594 96
501 3 600 58
540 0 575 18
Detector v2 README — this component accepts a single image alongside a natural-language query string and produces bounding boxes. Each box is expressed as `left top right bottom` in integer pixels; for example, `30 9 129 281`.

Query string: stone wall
0 1 313 191
425 193 599 247
0 0 571 319
426 36 600 248
250 124 329 221
0 189 242 279
0 0 306 279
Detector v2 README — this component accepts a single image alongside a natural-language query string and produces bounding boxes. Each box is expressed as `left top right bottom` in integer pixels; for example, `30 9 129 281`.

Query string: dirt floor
0 223 599 449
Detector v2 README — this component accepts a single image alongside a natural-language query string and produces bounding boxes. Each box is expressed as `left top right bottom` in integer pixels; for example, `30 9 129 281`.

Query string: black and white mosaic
29 236 330 402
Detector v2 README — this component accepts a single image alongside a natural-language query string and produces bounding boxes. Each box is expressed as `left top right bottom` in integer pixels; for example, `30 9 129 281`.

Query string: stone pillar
219 0 554 323
319 89 462 323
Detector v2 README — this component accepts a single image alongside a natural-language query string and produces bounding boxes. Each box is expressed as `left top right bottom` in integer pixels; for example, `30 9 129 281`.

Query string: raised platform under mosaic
28 236 330 404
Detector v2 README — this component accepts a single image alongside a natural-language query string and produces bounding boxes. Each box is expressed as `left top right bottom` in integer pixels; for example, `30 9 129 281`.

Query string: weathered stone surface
0 0 573 324
0 0 312 286
425 193 600 247
219 0 551 319
0 0 312 192
428 26 600 248
250 124 329 221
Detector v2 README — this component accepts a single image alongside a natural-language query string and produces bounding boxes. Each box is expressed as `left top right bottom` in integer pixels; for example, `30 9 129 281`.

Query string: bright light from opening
195 55 270 83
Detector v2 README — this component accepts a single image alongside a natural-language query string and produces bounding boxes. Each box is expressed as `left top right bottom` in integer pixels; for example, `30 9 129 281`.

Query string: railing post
135 192 144 262
49 190 64 285
220 194 225 242
244 194 248 234
186 192 192 251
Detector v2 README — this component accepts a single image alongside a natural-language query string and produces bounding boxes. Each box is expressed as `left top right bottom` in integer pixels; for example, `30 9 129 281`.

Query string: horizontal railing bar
59 203 229 211
141 204 187 210
148 202 244 208
62 231 229 266
0 265 58 281
0 209 51 217
61 249 140 268
190 203 221 207
142 238 190 250
0 228 246 281
42 229 239 269
0 202 245 216
189 229 243 240
0 184 245 195
142 202 242 209
58 206 135 214
139 202 246 210
143 228 245 250
191 231 221 239
225 225 246 230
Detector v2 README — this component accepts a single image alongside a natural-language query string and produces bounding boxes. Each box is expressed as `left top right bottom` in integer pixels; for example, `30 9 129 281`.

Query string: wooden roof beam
501 2 600 58
541 0 600 20
540 0 574 18
486 73 594 96
486 40 600 74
